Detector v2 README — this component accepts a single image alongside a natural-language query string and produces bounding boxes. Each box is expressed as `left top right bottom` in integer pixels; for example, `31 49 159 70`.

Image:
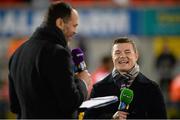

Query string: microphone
71 48 87 73
118 88 134 111
113 88 133 119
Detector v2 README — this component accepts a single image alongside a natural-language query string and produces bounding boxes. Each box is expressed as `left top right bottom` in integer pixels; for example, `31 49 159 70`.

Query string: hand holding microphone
71 48 91 88
113 111 128 120
113 88 134 120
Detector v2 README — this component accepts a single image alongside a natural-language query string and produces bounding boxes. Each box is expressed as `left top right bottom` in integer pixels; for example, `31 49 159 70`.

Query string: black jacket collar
100 72 147 92
32 23 67 47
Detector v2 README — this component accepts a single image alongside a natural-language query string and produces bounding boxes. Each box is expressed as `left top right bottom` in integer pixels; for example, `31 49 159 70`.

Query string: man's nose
119 52 126 58
73 30 77 35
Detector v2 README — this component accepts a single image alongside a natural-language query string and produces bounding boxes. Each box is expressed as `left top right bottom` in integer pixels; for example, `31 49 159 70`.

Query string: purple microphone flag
71 48 84 65
71 48 86 72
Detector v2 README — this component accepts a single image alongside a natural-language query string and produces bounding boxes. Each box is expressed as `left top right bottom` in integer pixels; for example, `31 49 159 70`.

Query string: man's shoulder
93 73 113 87
136 72 159 87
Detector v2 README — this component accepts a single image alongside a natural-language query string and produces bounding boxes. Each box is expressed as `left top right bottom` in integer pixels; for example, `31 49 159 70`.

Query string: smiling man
84 37 167 119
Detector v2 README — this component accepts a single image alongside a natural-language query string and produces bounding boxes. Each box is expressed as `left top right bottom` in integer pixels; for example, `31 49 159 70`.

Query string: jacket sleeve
147 82 167 119
39 45 88 113
89 84 97 98
8 74 21 115
8 55 21 116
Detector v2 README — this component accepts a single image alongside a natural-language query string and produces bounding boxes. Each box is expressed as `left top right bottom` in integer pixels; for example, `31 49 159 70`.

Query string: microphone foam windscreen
120 88 134 105
71 48 84 65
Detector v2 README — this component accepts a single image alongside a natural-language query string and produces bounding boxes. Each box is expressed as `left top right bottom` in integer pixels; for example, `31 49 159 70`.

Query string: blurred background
0 0 179 119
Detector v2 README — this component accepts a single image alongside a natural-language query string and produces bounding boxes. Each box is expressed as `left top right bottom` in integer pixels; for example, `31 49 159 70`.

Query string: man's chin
118 68 129 73
67 37 73 42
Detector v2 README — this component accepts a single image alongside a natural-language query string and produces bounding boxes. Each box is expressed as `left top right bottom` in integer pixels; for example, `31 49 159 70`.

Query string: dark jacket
8 24 87 119
84 72 167 119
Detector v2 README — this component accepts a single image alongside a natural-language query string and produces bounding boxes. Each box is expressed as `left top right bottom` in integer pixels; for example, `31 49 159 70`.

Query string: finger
112 111 119 119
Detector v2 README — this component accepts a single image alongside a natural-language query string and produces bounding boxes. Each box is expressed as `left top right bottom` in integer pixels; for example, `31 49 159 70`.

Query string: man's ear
56 18 64 30
135 51 139 61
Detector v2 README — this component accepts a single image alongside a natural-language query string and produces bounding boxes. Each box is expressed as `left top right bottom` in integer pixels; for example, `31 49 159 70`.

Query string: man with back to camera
84 38 167 119
8 2 91 119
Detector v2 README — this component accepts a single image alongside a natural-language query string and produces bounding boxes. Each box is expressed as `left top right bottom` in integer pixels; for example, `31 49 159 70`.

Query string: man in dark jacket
84 38 167 119
8 2 91 119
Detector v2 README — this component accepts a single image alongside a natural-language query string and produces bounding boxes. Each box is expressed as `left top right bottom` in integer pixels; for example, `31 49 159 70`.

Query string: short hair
44 2 72 26
112 37 137 53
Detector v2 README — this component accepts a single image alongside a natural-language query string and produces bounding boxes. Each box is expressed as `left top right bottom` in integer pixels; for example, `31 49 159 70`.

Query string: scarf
112 63 140 88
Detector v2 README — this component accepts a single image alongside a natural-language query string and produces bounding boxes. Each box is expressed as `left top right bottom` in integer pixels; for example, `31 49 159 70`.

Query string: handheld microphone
71 48 87 73
118 88 134 111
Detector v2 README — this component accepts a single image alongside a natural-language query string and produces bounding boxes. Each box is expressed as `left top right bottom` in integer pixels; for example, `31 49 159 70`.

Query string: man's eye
125 51 131 54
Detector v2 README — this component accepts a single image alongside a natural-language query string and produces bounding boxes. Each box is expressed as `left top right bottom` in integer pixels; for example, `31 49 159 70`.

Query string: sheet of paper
79 96 118 109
